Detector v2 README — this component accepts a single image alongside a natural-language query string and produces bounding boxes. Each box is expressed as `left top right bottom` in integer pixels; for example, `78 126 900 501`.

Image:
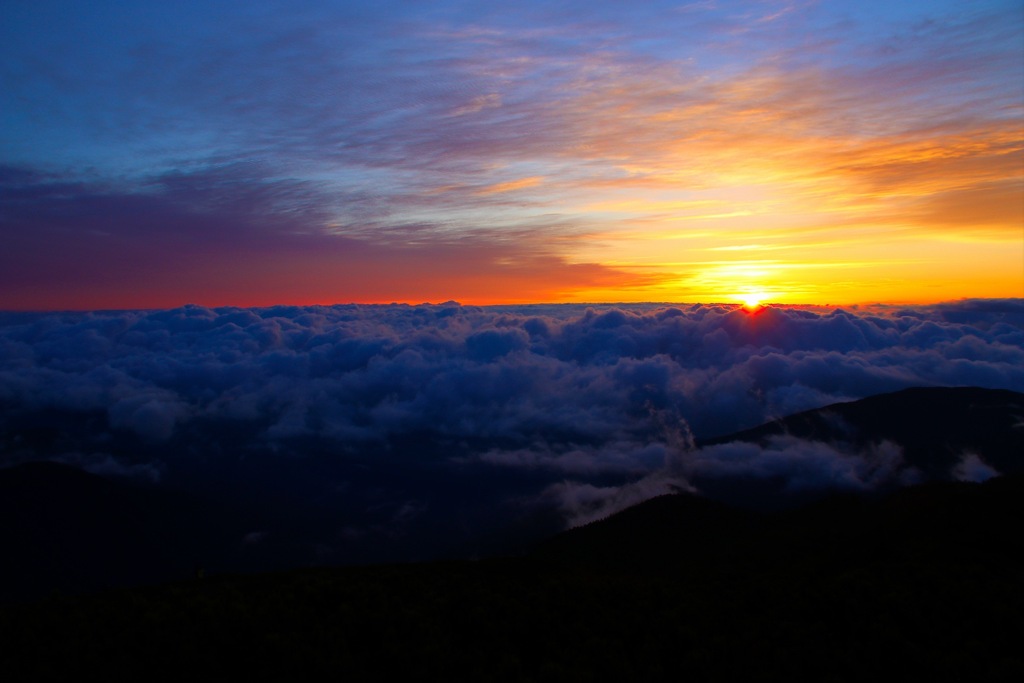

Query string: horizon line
3 296 1022 315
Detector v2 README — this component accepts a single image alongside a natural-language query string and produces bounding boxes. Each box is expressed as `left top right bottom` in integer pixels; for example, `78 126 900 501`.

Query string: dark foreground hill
0 461 244 600
2 475 1022 682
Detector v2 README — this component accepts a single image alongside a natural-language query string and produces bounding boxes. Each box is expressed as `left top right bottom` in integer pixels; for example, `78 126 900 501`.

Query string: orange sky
1 1 1021 309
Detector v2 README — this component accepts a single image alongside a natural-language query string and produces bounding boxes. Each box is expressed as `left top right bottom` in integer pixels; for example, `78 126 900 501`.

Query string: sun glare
742 291 766 311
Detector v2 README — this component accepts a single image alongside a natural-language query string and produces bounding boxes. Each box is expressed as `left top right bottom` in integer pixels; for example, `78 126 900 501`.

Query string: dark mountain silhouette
532 490 757 570
699 386 1024 478
2 477 1020 680
533 475 1024 574
0 461 244 602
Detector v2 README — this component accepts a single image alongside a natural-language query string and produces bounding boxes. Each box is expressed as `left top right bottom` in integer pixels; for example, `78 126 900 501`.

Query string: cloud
474 176 545 195
449 93 503 117
541 474 694 529
108 393 190 441
680 436 921 493
5 2 1021 308
49 452 164 483
0 164 649 309
2 300 1020 490
0 298 1021 562
952 453 1000 483
3 3 1021 562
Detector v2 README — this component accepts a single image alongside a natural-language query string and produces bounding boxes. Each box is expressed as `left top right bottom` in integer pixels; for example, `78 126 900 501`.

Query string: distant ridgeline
699 386 1024 479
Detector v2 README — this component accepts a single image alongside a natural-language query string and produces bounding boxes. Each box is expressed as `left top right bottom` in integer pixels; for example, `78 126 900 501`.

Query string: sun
741 291 766 311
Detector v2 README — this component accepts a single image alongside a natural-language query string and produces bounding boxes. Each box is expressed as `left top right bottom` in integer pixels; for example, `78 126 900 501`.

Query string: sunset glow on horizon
2 1 1022 310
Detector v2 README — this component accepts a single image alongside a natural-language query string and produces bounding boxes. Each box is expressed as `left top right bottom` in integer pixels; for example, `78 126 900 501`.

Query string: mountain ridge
698 386 1024 478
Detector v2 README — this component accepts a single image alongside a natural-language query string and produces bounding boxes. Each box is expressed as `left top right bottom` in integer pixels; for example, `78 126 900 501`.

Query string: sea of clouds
2 299 1022 557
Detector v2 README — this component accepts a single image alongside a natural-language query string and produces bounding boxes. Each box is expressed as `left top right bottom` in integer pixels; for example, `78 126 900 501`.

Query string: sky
1 0 1022 309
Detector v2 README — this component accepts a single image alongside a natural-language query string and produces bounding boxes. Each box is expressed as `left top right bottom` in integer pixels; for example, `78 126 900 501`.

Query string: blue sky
2 1 1021 308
